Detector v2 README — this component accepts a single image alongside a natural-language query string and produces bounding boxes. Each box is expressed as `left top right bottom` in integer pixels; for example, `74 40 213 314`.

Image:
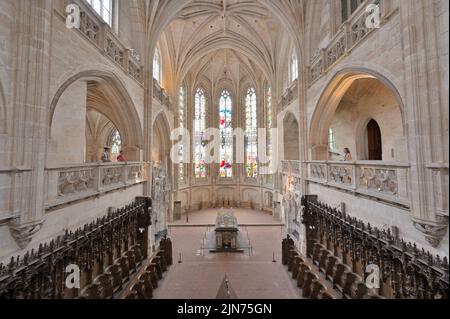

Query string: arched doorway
366 119 382 161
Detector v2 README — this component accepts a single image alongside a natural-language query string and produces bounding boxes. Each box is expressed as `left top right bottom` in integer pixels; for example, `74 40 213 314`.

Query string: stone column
143 71 153 198
400 0 449 247
8 0 53 249
297 47 310 196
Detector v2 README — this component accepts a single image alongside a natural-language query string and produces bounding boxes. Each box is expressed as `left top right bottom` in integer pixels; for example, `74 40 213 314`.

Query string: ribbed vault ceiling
160 0 291 89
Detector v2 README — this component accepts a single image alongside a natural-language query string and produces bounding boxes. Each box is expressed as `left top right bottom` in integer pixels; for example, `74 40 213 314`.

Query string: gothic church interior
0 0 448 300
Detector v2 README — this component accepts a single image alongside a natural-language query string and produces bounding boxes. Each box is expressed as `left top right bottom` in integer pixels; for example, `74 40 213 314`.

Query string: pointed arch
178 33 272 84
309 68 405 160
147 0 305 83
49 69 143 155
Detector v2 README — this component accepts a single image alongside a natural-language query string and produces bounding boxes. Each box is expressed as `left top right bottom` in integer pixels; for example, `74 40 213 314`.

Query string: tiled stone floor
154 209 301 299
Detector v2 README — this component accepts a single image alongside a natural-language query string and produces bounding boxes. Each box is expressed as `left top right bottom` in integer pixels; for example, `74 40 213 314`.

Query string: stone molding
9 219 45 250
413 218 449 248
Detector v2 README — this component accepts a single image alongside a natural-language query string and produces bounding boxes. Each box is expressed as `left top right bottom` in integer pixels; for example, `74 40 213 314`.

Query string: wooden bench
105 264 123 292
138 272 154 298
310 281 327 299
94 274 114 299
145 264 160 288
115 257 131 283
302 271 319 298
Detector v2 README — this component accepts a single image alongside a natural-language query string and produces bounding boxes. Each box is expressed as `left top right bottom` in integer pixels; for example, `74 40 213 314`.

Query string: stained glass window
87 0 112 26
219 90 233 178
111 129 121 159
153 48 161 83
178 86 186 182
245 88 258 178
291 50 298 82
194 88 207 179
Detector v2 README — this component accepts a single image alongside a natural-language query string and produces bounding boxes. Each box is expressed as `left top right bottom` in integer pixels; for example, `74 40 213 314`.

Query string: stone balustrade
308 0 382 86
279 80 298 110
45 162 148 209
63 0 143 85
281 160 291 174
307 161 410 207
153 80 172 108
281 160 302 177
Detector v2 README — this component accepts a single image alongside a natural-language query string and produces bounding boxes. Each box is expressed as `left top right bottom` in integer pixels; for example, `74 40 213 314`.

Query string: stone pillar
273 201 281 221
400 0 449 247
173 201 181 221
298 49 309 195
48 81 87 166
311 145 329 161
7 0 53 249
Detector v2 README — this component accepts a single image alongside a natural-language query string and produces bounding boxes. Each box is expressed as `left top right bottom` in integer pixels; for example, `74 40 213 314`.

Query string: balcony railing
62 0 144 85
279 80 299 110
45 162 148 209
281 160 302 177
153 80 172 109
308 0 383 86
307 161 410 207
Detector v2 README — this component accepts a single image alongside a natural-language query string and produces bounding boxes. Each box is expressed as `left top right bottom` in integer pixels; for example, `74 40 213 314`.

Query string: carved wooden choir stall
0 197 173 299
282 196 449 300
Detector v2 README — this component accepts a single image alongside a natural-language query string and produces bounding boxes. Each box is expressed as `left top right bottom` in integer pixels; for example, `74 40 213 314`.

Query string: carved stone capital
9 219 44 249
413 218 449 248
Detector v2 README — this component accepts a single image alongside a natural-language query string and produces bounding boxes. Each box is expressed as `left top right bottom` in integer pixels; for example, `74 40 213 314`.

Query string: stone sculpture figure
152 161 172 242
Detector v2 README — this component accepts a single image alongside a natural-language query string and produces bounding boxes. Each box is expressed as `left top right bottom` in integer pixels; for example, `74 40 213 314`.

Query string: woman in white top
343 148 353 161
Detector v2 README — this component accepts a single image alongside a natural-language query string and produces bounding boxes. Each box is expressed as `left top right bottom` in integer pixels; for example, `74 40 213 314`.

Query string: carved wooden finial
443 257 449 268
8 257 15 269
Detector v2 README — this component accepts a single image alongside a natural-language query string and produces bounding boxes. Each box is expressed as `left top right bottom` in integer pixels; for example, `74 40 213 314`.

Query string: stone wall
0 0 14 165
48 9 145 132
48 81 87 166
175 184 274 213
